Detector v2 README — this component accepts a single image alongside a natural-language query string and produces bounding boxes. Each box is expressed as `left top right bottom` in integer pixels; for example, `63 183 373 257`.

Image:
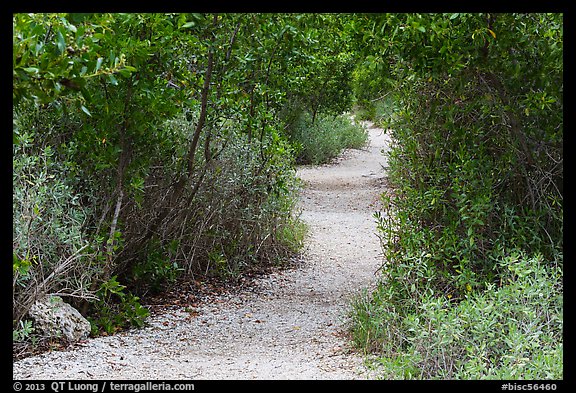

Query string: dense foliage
13 13 360 337
14 13 562 379
348 13 563 379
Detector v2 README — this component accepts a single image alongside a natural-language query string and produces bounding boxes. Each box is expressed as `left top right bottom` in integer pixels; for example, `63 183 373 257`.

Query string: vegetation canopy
14 13 562 379
13 12 363 340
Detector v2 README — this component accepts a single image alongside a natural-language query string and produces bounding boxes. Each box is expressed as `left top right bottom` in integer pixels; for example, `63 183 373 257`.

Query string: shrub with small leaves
88 276 149 335
350 252 563 380
287 111 368 165
12 119 94 327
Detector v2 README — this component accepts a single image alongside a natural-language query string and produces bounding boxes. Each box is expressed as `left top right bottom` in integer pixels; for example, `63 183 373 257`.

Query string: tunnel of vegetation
13 13 562 379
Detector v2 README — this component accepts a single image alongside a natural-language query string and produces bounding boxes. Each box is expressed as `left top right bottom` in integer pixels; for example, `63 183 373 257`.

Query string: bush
371 94 401 130
347 13 562 379
287 111 368 165
350 55 395 118
368 64 563 307
11 13 359 345
351 72 563 378
112 112 304 294
88 276 149 335
12 113 95 327
349 252 563 379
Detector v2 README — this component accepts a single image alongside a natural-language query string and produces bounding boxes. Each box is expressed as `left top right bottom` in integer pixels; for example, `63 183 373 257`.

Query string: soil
12 121 391 380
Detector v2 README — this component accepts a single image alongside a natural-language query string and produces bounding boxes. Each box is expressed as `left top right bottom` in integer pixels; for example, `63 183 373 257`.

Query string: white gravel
12 121 390 380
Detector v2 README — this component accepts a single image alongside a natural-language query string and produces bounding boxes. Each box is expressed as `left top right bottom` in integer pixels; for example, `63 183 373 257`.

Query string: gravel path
13 121 390 380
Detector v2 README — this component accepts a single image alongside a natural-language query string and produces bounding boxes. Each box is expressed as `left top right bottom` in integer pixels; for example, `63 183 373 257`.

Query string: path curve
13 121 390 380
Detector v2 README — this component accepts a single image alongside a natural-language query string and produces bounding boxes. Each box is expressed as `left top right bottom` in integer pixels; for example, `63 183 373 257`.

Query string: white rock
28 296 91 342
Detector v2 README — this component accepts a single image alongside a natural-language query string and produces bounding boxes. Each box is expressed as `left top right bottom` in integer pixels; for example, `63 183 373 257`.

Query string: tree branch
186 14 218 178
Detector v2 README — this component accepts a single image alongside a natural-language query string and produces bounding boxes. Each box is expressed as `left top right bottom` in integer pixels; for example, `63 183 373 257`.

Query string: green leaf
80 105 92 116
67 23 77 34
450 13 459 20
181 21 196 29
56 30 66 55
95 57 103 73
34 42 44 56
108 74 118 86
23 67 40 74
417 26 426 33
118 69 131 77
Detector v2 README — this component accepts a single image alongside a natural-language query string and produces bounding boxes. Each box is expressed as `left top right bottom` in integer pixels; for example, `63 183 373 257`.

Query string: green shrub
12 115 94 327
88 276 150 335
350 252 563 379
195 127 304 276
352 70 564 378
373 64 563 302
287 111 368 165
13 320 35 343
130 239 183 294
349 16 563 378
113 113 304 288
372 94 401 130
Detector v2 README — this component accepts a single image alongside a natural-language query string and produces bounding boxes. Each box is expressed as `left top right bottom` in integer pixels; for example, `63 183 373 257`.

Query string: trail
13 121 390 380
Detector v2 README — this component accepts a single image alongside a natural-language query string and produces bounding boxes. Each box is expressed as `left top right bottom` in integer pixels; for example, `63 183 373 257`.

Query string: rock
28 296 91 342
